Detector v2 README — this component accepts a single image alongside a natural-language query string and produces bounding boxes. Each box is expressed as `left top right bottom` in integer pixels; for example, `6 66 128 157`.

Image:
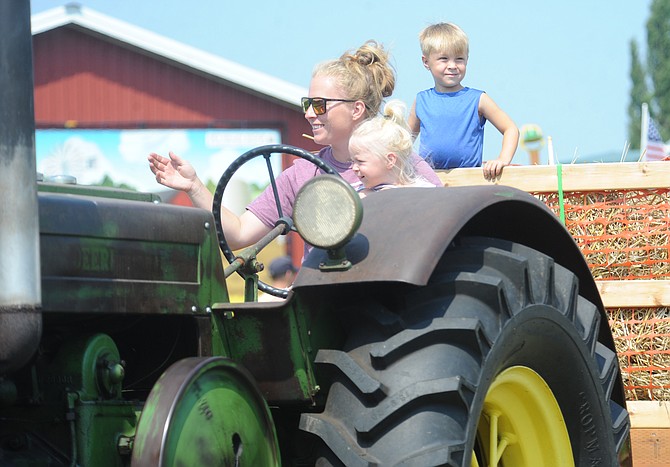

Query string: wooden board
628 401 670 428
631 429 670 466
627 402 670 466
437 161 670 192
597 280 670 308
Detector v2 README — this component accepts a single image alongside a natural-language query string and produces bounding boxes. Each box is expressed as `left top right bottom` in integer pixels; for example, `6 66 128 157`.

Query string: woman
148 41 441 251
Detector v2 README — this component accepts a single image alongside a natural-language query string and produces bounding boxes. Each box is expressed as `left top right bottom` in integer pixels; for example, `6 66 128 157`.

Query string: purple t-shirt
247 146 442 227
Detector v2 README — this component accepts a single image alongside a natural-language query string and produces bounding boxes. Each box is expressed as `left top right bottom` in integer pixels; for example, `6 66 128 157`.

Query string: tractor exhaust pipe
0 1 42 374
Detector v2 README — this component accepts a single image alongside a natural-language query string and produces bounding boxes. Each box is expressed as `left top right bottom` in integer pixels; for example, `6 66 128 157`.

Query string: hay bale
536 188 670 281
608 307 670 401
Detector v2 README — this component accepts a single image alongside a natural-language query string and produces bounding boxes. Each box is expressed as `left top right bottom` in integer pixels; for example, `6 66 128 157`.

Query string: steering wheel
212 144 338 298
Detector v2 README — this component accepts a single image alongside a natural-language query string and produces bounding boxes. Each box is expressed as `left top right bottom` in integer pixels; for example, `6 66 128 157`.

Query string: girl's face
304 75 359 149
422 49 467 93
350 147 397 189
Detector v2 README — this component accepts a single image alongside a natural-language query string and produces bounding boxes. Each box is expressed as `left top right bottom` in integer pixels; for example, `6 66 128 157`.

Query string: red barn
32 4 316 144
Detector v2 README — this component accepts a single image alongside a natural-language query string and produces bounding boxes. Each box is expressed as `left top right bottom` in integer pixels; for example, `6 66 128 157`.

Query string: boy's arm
408 99 421 139
479 93 520 180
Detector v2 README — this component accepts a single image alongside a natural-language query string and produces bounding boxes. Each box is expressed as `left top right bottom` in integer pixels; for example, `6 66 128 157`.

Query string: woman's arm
148 151 271 250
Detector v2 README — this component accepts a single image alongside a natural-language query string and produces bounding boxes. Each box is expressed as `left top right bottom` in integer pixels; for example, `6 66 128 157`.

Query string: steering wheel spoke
212 144 338 299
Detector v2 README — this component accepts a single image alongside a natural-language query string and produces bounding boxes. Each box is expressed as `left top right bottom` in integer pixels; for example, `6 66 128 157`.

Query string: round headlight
293 175 362 249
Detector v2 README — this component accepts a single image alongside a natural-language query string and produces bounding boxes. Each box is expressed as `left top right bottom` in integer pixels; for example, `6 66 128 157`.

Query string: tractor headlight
293 175 362 250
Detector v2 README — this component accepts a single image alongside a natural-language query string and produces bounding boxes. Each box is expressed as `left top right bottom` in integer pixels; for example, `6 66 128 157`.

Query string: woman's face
304 75 358 148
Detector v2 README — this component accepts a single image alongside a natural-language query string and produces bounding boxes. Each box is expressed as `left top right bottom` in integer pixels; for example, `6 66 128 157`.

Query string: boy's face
422 50 467 93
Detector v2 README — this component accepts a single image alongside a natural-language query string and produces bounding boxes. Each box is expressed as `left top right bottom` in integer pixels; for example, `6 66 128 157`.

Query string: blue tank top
415 87 486 169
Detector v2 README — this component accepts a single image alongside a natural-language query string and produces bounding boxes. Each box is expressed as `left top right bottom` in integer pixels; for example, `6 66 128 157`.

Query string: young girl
349 100 434 197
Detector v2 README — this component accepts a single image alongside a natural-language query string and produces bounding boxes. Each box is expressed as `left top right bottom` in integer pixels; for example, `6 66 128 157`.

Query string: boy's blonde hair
419 22 469 58
349 100 418 186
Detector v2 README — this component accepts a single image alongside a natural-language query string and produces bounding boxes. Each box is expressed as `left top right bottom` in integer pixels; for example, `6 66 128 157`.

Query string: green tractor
1 3 630 466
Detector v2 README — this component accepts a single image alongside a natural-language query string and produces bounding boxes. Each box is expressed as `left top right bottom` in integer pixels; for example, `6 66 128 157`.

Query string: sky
31 0 653 165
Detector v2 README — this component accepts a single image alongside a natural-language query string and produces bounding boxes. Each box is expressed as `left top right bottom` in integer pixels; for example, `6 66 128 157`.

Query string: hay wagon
440 161 670 466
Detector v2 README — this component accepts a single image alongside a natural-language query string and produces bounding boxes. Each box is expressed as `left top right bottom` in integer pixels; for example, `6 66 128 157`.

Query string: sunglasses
301 97 356 115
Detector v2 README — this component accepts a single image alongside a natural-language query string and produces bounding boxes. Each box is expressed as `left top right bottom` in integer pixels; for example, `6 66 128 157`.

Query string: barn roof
31 3 307 108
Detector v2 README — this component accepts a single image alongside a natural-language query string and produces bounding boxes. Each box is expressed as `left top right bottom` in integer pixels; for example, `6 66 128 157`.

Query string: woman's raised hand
148 151 198 193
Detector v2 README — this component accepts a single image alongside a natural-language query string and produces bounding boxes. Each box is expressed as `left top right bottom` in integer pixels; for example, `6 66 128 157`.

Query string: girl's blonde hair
312 40 395 118
419 22 469 58
349 100 419 185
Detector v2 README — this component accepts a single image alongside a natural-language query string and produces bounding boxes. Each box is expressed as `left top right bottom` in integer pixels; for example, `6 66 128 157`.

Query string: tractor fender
294 184 623 407
294 185 602 311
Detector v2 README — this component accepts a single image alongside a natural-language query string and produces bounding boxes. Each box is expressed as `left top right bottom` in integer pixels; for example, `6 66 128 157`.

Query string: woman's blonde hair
419 22 469 58
349 99 418 185
312 40 395 118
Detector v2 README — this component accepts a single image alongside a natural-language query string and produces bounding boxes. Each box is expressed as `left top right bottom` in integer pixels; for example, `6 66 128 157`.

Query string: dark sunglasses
301 97 356 115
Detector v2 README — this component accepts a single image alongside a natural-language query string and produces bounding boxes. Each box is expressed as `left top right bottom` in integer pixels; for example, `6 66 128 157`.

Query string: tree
629 0 670 143
628 40 649 149
99 175 135 191
647 0 670 135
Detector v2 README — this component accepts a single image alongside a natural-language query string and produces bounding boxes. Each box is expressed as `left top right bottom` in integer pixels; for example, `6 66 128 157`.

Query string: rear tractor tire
300 237 629 466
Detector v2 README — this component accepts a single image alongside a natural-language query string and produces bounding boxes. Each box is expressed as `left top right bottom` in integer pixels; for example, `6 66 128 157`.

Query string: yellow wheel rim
472 366 574 467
